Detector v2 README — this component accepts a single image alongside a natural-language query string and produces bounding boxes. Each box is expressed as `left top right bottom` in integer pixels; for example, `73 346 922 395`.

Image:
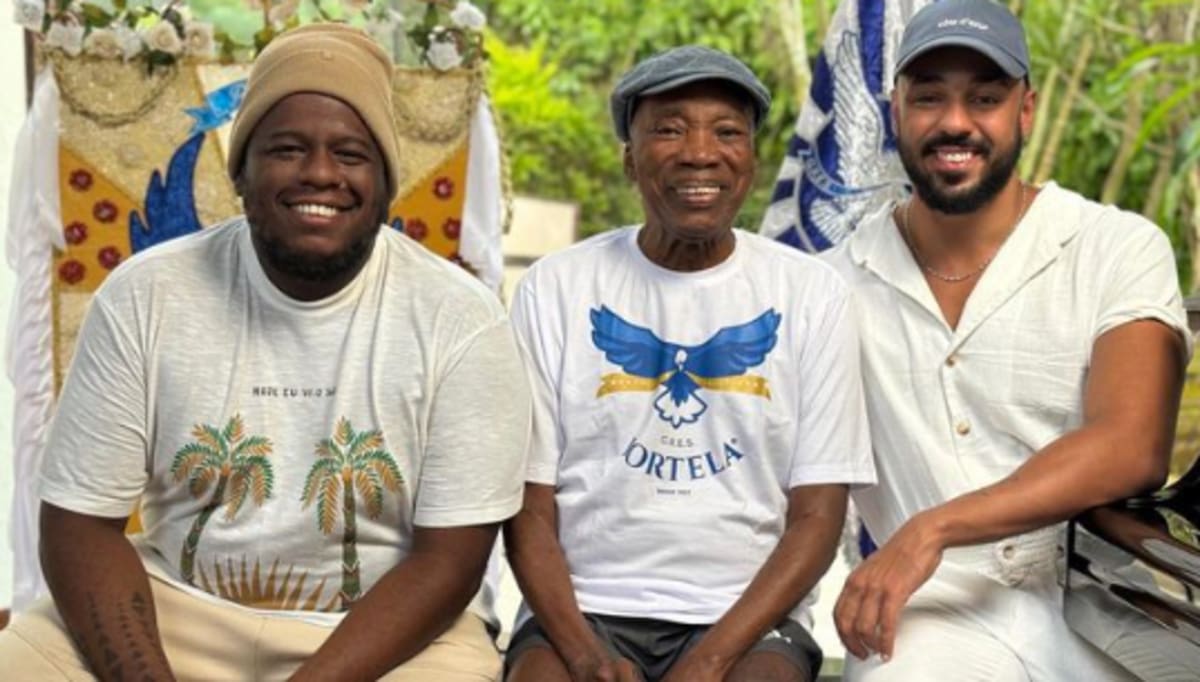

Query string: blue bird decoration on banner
129 79 248 253
590 306 781 428
760 0 931 252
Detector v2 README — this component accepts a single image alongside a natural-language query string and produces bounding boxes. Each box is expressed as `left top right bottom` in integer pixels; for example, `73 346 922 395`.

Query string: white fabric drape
6 66 62 611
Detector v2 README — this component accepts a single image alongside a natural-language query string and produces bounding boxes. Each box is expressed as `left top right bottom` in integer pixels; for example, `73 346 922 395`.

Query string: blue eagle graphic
590 306 782 428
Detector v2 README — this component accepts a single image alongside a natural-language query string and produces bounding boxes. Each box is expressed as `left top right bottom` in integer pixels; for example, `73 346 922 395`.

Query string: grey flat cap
610 45 771 142
896 0 1029 79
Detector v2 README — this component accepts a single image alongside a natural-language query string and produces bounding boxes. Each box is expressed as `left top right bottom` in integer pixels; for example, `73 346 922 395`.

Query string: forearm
292 525 495 681
685 484 848 668
504 490 608 671
39 502 174 681
924 422 1173 549
917 319 1184 552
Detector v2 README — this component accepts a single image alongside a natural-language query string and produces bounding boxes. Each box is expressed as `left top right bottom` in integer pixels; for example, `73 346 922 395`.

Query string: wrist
911 508 953 551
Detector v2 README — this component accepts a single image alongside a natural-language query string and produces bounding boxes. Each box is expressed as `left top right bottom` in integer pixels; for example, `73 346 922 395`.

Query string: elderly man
828 1 1191 680
504 45 875 682
0 23 528 681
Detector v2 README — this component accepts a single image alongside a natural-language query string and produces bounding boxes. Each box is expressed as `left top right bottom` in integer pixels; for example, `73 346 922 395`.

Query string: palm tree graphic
171 414 275 585
301 417 403 609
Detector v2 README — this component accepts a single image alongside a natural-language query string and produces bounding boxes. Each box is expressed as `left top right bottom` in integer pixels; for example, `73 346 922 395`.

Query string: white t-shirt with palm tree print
40 218 530 626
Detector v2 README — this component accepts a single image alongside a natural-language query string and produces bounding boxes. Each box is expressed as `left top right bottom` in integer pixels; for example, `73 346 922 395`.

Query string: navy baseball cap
610 45 771 143
896 0 1030 79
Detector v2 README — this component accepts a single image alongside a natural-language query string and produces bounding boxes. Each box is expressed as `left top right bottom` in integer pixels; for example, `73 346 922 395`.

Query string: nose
299 148 341 188
937 99 973 136
678 129 720 167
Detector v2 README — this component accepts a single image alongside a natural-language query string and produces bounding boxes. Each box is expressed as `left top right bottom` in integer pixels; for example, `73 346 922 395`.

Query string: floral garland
14 0 487 70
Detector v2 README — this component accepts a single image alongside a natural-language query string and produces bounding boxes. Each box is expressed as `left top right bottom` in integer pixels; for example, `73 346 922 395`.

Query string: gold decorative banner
597 371 772 399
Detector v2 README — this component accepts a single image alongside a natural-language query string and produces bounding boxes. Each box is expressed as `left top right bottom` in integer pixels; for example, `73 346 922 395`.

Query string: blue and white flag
760 0 931 251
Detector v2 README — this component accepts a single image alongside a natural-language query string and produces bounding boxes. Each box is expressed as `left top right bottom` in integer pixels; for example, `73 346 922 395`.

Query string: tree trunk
339 475 361 610
180 475 229 585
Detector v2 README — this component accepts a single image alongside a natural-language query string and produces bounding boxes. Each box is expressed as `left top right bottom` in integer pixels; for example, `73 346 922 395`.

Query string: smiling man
827 2 1191 680
0 23 529 681
503 46 875 682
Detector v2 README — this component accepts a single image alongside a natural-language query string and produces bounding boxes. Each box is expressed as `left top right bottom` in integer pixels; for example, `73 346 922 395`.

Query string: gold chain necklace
902 183 1028 283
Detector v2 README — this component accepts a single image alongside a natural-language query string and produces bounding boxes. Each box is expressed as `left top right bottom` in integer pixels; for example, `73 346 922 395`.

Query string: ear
622 144 636 183
1019 85 1036 139
889 86 902 132
233 171 247 197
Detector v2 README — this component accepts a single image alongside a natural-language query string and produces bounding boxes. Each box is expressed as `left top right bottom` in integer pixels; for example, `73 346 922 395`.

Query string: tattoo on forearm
81 592 171 681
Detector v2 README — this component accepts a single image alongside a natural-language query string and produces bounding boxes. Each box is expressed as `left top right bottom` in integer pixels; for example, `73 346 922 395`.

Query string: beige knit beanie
226 23 401 200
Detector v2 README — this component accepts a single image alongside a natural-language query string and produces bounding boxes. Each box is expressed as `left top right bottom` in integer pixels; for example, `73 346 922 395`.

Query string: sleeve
412 314 532 527
39 295 149 518
1094 216 1193 360
788 284 877 488
508 275 563 485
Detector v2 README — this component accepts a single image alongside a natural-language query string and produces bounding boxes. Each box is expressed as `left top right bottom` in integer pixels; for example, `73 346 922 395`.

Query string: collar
846 182 1084 338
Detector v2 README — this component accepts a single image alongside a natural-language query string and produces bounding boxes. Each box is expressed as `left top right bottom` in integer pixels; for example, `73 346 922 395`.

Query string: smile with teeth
932 148 980 168
674 185 721 196
290 203 343 218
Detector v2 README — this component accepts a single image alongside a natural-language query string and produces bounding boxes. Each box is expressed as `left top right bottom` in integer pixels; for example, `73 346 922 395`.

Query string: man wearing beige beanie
0 23 529 681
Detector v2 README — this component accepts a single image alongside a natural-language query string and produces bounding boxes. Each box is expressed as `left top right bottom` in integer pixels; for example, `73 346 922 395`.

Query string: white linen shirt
826 182 1191 584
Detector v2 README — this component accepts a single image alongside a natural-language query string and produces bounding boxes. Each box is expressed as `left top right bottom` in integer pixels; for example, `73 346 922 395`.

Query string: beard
899 126 1023 215
255 225 379 283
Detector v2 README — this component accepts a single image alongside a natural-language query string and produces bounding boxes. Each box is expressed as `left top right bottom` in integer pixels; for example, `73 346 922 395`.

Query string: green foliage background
484 0 807 237
483 0 1199 277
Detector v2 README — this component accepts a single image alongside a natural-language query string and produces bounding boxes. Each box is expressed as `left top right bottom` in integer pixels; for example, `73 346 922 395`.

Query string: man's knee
727 649 810 682
0 601 92 681
505 645 573 682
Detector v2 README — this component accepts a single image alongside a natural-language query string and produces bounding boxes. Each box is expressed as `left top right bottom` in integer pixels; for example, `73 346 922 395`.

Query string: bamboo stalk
1034 33 1094 185
1101 72 1147 205
1021 67 1059 181
1189 167 1200 293
776 0 811 104
815 0 830 44
1142 151 1173 221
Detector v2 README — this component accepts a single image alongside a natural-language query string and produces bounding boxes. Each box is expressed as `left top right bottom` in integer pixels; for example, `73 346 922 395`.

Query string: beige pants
0 574 500 681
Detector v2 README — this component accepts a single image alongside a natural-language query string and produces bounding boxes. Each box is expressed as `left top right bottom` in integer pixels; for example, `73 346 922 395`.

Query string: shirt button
955 419 971 436
945 355 957 367
1001 543 1017 560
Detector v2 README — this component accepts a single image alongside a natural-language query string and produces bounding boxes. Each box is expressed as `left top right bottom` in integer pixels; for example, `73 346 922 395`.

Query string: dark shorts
505 612 822 681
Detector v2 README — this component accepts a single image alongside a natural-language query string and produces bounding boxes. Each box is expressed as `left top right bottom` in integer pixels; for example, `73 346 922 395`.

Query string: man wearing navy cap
828 1 1190 679
504 45 876 682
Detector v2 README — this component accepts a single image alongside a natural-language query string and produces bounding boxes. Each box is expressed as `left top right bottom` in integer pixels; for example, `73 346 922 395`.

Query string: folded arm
836 319 1186 660
505 483 640 682
663 484 848 682
290 522 497 681
40 502 175 681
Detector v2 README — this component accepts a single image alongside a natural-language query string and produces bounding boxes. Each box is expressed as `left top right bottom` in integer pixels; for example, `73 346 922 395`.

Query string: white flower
183 22 215 59
449 1 486 31
113 24 143 60
13 0 44 32
84 28 125 59
45 22 85 57
426 40 462 71
143 20 183 55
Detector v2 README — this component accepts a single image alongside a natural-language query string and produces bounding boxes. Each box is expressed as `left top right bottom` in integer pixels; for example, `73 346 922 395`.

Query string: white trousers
843 561 1138 681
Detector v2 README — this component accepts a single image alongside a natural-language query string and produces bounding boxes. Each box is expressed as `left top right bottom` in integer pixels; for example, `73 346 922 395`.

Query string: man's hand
567 654 643 682
661 649 730 682
834 513 944 661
